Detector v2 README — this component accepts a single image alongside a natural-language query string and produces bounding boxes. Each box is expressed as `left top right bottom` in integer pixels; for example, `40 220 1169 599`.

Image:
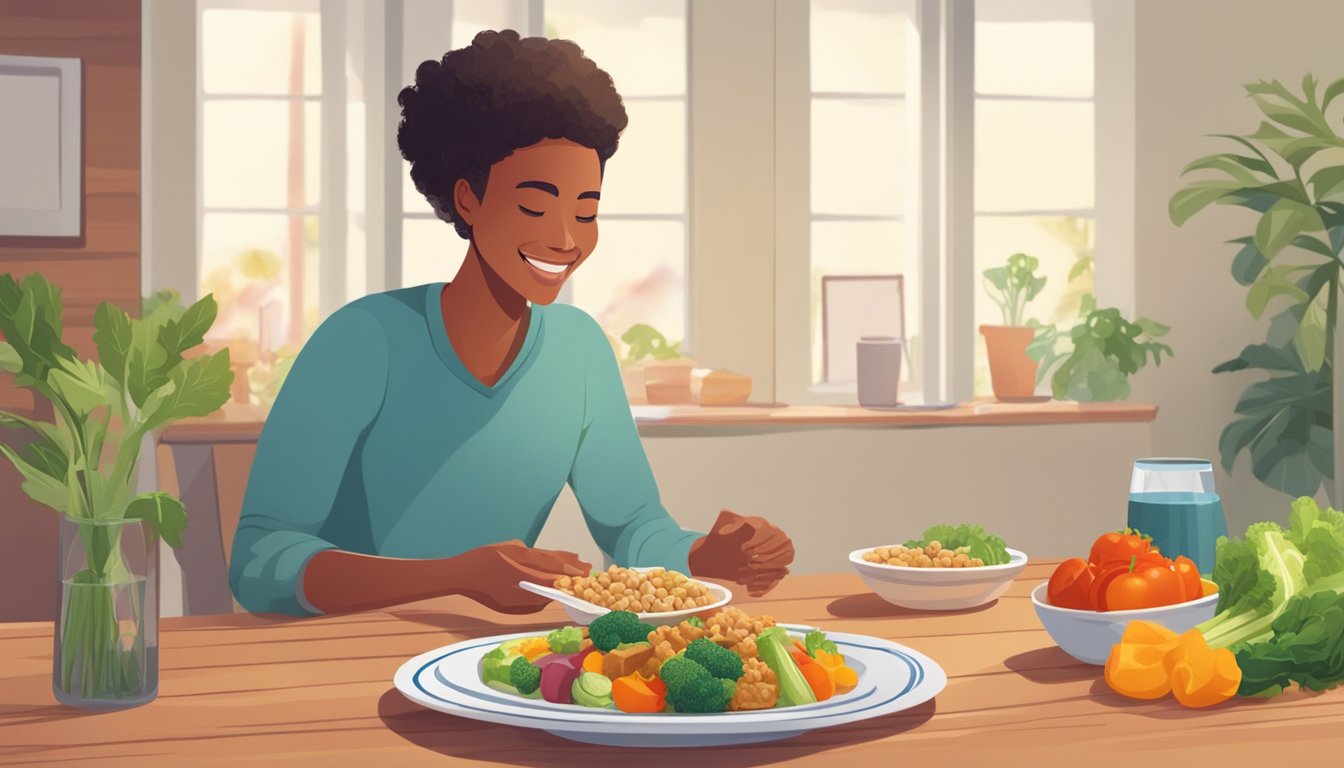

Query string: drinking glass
1127 459 1227 576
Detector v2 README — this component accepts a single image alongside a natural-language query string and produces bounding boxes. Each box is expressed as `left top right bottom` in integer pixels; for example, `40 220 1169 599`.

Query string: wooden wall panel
0 0 141 621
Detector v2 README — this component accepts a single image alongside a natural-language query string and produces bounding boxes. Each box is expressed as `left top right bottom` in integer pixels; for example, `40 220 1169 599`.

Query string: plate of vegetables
393 607 947 747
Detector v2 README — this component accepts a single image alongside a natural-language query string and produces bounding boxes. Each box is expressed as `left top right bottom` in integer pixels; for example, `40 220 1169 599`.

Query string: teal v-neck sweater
228 283 702 615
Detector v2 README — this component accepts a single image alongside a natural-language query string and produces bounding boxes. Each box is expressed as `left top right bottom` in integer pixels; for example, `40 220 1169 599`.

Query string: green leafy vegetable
480 639 528 687
904 524 1012 566
804 630 838 657
546 626 583 654
1233 585 1344 697
1199 521 1308 648
1198 498 1344 699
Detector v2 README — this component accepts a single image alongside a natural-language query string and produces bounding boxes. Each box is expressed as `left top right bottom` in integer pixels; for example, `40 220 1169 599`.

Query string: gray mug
857 336 903 408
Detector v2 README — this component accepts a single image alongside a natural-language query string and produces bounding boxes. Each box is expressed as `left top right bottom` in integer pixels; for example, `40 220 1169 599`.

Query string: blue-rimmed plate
393 625 946 748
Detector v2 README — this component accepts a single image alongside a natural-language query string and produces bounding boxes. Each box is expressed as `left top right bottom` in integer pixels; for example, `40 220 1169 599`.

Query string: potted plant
0 273 232 709
620 324 693 405
1027 306 1173 402
981 253 1048 400
1170 74 1344 499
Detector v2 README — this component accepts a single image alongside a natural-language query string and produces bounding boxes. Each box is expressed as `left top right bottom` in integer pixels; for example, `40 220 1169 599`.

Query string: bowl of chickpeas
547 565 732 625
848 542 1029 611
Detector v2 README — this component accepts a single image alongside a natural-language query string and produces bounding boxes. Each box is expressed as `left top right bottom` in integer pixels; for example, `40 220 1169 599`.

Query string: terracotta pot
980 325 1040 401
642 359 694 405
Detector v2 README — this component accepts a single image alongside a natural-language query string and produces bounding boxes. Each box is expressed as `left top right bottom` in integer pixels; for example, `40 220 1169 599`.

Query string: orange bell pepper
1105 620 1180 700
1169 629 1241 708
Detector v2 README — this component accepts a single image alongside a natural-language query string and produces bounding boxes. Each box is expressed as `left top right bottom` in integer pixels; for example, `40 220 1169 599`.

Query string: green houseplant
619 324 691 405
1170 74 1344 498
0 273 232 708
1028 306 1173 402
981 253 1048 400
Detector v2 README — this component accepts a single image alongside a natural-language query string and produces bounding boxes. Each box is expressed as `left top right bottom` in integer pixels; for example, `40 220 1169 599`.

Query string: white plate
393 625 947 748
519 567 733 626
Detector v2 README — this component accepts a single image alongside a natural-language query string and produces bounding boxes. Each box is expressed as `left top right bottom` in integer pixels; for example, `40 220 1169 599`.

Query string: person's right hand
450 540 592 614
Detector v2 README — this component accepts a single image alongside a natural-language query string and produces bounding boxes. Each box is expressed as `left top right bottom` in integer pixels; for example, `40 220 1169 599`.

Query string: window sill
159 400 1158 445
631 400 1158 428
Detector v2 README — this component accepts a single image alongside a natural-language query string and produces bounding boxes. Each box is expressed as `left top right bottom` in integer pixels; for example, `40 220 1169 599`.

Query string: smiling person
229 30 795 617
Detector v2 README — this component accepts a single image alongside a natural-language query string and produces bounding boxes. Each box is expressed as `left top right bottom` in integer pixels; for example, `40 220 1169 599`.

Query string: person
228 30 795 617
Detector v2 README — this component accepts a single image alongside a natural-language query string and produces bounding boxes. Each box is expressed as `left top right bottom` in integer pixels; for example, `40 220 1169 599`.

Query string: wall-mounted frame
821 274 908 384
0 54 82 237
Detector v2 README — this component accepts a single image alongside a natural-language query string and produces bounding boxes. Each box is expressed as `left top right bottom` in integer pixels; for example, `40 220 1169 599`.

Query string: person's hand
688 510 795 597
450 540 592 614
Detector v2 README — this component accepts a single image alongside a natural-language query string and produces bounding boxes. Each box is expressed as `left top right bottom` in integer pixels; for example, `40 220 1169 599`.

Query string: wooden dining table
2 561 1340 766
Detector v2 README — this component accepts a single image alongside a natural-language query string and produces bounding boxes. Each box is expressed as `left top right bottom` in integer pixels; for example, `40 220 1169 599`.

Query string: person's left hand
688 509 795 597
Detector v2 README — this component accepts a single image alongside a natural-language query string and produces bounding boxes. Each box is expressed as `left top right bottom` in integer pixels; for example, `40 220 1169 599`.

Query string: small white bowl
1030 581 1220 665
848 547 1029 610
521 567 732 627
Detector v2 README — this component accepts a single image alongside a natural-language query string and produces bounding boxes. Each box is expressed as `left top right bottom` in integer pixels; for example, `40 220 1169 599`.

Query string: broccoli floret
588 610 656 653
509 657 541 695
658 656 733 713
684 638 744 681
686 616 704 628
546 626 583 654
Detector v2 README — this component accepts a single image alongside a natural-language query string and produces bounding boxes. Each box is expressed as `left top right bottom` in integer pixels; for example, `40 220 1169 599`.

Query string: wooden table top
1 563 1338 766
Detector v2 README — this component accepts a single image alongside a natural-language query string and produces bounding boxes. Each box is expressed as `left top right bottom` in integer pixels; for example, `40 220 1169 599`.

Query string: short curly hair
397 29 628 239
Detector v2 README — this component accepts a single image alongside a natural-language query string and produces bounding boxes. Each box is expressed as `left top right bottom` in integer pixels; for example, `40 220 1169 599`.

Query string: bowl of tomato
1030 530 1220 664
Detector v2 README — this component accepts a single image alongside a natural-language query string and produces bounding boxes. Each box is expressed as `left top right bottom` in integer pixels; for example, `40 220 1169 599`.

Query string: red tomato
1088 529 1158 566
1048 557 1096 610
1172 556 1202 601
1089 553 1171 610
1103 559 1187 611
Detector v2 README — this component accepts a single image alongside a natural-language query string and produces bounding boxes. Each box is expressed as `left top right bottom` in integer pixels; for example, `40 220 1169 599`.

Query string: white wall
1130 0 1344 536
536 421 1153 571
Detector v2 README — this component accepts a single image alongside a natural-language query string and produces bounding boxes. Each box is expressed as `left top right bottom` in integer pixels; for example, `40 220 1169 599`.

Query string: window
399 0 531 288
808 0 918 393
199 0 324 368
795 0 1098 403
397 0 691 350
972 0 1095 397
179 1 1114 410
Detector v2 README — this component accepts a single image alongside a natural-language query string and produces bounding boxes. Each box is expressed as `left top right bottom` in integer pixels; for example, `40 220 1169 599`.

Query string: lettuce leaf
904 524 1011 566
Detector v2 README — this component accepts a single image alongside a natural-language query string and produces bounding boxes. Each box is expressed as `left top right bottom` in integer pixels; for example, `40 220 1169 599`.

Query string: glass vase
53 515 159 709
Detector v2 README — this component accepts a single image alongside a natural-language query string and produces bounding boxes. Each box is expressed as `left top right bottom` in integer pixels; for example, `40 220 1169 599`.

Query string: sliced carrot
612 673 665 713
789 650 835 701
582 651 606 675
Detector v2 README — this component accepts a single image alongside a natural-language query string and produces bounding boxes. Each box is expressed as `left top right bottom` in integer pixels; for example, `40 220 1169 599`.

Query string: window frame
195 0 350 349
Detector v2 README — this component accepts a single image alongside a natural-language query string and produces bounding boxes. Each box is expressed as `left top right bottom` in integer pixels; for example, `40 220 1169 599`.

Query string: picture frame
0 54 83 237
821 274 908 384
